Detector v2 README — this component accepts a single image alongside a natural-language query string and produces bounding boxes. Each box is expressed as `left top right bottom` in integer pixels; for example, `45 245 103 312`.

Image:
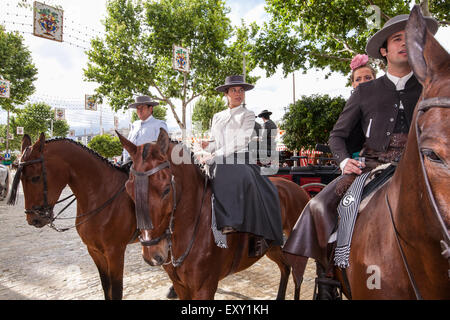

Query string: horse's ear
21 134 32 153
116 130 137 156
156 128 169 155
406 5 428 84
37 132 46 153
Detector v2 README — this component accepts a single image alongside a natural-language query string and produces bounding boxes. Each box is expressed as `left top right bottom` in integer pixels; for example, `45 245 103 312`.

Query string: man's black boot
313 261 341 300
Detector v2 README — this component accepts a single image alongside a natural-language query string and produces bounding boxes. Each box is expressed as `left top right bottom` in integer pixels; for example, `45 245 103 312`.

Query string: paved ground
0 185 317 300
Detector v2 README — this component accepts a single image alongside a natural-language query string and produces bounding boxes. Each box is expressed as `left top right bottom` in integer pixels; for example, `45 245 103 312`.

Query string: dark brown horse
117 129 310 299
331 6 450 299
8 134 138 300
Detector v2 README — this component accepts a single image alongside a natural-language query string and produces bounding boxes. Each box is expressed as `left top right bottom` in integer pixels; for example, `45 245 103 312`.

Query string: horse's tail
7 166 22 206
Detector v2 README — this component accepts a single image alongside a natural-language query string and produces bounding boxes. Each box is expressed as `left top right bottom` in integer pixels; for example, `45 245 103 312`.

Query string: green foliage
192 96 227 132
84 0 258 130
254 0 447 79
0 25 37 111
4 102 70 151
88 134 123 159
280 94 345 150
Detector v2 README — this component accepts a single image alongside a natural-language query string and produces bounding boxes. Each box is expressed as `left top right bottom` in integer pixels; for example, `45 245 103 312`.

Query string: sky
1 0 449 137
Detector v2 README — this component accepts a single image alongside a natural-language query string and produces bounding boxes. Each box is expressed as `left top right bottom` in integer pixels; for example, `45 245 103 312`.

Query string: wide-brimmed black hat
258 109 272 118
128 95 159 109
366 13 438 60
215 75 254 93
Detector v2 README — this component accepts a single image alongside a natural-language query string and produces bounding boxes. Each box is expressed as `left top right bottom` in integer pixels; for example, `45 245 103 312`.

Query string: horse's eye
162 186 171 197
422 149 443 163
31 176 41 183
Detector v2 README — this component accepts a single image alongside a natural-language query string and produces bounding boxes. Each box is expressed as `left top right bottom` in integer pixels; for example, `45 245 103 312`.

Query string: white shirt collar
140 115 154 124
386 71 413 91
229 105 243 114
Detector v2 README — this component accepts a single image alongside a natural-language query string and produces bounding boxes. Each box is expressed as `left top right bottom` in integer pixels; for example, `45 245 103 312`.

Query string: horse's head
117 129 175 266
406 6 450 230
8 133 66 228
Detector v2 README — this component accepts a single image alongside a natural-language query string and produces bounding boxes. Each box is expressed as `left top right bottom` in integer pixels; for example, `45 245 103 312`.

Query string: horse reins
130 161 208 268
386 96 450 299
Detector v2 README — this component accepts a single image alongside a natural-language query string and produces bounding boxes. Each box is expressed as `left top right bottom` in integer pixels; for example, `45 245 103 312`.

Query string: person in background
258 109 277 159
350 54 377 89
121 95 168 164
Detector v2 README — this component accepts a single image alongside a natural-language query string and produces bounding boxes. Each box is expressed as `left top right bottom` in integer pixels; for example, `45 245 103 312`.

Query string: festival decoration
85 95 97 111
16 127 24 135
33 2 63 42
172 45 190 72
55 108 65 120
0 79 11 98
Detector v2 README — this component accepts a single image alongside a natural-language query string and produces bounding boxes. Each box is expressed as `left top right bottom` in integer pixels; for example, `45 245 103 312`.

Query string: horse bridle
386 96 450 299
130 160 208 267
130 161 177 246
17 148 125 232
415 97 450 275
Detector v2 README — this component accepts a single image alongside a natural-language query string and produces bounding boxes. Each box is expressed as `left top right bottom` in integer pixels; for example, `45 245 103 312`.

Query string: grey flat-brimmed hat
128 95 159 109
258 109 272 117
366 13 438 60
215 75 254 92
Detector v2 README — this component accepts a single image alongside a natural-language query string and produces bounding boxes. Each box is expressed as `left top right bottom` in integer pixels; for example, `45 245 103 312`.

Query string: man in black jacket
283 13 439 299
258 109 277 160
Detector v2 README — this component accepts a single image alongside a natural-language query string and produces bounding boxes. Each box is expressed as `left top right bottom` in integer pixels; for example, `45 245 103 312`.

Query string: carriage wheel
301 182 327 198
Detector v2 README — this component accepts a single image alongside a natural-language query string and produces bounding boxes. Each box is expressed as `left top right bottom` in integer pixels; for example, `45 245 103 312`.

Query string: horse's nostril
155 255 164 265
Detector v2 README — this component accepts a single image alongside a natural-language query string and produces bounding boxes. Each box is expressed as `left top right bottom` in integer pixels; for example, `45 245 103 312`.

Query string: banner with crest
0 79 11 98
33 2 63 42
172 45 190 72
85 95 97 111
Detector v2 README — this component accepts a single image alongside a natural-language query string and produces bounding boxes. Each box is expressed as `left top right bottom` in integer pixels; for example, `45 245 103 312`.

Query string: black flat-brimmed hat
215 75 254 92
366 13 438 60
128 95 159 109
258 109 272 117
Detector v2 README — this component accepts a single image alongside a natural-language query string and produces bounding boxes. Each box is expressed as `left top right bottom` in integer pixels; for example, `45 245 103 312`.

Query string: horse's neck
47 142 126 202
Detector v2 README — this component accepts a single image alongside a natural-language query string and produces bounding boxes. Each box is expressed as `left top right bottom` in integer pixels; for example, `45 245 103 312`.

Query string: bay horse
8 133 139 300
117 129 311 299
331 6 449 299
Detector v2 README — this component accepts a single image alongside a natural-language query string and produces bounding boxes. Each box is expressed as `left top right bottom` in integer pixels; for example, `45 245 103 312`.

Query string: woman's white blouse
206 106 256 158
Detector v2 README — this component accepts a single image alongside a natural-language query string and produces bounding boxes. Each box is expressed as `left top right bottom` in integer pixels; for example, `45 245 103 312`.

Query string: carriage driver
283 13 439 299
200 75 284 257
121 95 168 164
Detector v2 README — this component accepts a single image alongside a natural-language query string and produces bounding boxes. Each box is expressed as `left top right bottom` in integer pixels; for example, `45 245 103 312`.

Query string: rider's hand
342 158 365 175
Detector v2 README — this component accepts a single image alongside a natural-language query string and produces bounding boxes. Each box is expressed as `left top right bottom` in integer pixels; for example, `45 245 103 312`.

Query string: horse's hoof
166 286 178 299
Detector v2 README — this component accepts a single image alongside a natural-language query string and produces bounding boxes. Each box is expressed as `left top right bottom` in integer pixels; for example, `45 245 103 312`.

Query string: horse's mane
45 137 129 173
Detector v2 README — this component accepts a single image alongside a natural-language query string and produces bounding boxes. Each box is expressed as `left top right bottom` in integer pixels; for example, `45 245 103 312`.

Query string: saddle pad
335 171 371 268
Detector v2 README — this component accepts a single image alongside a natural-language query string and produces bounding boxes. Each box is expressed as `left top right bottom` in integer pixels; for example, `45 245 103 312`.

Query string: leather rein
18 151 126 232
386 96 450 299
130 161 208 268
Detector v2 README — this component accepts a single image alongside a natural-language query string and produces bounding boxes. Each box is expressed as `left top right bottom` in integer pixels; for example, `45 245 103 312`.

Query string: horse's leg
105 247 126 300
265 247 291 300
87 246 112 300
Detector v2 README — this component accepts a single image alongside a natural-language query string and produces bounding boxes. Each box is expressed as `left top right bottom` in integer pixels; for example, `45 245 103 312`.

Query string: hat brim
128 101 159 109
215 83 254 93
366 16 438 60
258 112 272 117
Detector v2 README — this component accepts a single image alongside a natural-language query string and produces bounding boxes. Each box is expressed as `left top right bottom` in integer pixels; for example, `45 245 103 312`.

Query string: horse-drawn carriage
273 144 341 197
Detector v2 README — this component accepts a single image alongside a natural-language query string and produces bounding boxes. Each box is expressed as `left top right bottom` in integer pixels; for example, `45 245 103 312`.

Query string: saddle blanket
334 164 396 268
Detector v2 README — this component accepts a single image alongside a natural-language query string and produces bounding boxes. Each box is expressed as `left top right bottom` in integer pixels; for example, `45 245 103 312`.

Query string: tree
88 134 123 159
253 0 448 78
7 102 70 150
84 0 258 134
192 96 227 133
0 25 38 151
280 94 346 151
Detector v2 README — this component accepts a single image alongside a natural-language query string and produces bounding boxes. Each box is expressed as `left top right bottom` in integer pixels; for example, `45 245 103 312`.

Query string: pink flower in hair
350 54 369 71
